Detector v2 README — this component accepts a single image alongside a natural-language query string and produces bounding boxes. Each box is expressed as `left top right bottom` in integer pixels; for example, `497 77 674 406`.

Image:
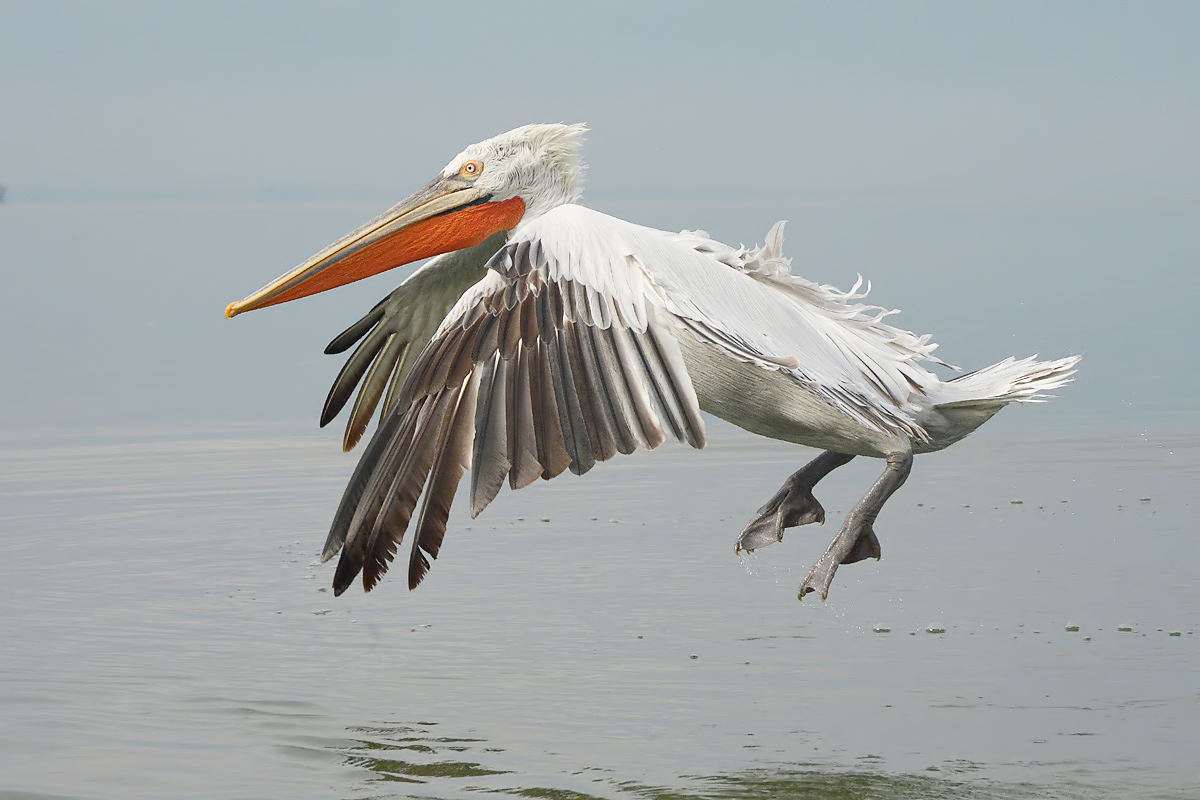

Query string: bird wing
323 204 947 594
546 208 933 439
666 219 949 435
320 231 509 451
323 205 707 595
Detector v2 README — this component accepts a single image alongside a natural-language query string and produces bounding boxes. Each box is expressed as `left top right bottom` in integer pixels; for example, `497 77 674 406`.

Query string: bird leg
799 450 913 601
736 450 856 553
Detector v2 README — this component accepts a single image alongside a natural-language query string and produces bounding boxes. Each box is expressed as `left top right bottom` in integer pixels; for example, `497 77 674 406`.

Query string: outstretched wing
323 208 706 595
321 231 509 451
322 204 947 595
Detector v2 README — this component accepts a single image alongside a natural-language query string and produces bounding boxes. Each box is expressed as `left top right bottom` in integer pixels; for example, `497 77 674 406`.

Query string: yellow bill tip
225 301 241 319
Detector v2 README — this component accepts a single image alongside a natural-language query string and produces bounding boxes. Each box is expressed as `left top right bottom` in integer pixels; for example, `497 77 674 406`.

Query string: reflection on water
338 720 1103 799
344 723 505 784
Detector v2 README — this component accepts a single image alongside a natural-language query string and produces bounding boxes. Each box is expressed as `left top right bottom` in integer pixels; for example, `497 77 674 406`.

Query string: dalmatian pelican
226 123 1079 600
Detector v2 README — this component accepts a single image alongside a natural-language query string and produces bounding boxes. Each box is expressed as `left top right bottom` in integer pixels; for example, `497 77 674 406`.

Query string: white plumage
227 123 1079 600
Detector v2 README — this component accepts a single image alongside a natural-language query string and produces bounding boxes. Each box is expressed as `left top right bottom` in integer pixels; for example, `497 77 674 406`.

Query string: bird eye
459 160 483 178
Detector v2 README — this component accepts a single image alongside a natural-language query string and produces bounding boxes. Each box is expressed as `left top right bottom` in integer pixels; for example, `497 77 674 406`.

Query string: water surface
2 420 1197 799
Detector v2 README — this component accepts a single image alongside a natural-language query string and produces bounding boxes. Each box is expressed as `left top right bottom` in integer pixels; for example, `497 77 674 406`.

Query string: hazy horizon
1 1 1196 433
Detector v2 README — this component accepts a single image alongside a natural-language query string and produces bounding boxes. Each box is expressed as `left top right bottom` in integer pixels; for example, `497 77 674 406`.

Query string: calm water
1 202 1197 798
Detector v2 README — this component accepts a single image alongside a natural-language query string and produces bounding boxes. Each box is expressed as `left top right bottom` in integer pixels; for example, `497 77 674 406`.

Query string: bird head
225 123 587 318
441 122 586 223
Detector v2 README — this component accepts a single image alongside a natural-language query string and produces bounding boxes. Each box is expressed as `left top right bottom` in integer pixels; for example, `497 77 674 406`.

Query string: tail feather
931 354 1080 409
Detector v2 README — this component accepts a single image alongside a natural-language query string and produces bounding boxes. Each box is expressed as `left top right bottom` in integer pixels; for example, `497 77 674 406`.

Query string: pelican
227 124 1079 601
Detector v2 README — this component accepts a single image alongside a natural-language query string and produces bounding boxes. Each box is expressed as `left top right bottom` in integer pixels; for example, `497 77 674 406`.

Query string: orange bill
225 178 525 318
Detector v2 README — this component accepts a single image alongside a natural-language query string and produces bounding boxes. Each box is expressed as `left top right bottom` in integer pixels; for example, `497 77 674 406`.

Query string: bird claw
798 559 835 601
735 485 826 553
736 515 785 554
797 521 880 601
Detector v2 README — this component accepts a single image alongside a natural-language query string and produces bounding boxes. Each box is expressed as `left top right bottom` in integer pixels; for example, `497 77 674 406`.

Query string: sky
0 1 1197 434
3 1 1197 208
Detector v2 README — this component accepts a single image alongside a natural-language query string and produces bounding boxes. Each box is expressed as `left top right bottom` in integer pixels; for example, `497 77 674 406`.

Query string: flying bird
226 123 1079 600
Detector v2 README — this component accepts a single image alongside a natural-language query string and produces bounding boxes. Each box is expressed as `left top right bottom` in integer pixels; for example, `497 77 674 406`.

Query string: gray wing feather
343 333 405 451
470 356 511 517
409 373 478 590
530 336 573 481
324 232 705 595
319 231 508 452
506 345 542 490
321 323 392 430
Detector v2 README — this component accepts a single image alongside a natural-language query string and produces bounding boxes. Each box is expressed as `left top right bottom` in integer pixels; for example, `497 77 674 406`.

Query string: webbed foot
734 451 854 554
797 450 911 601
799 522 881 600
736 485 826 554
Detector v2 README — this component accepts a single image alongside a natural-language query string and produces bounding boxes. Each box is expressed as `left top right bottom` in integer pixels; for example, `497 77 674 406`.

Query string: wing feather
564 320 617 463
319 231 508 449
606 326 666 449
576 323 637 455
646 317 706 448
506 345 542 489
360 388 460 591
324 298 387 355
408 372 478 590
380 337 419 417
323 209 711 593
470 356 511 516
627 324 686 443
321 323 391 430
342 332 404 451
530 336 573 480
328 394 429 591
546 320 596 475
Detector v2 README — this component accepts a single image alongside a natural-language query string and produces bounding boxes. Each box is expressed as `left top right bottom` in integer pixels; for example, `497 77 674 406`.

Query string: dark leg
735 450 856 553
800 450 913 601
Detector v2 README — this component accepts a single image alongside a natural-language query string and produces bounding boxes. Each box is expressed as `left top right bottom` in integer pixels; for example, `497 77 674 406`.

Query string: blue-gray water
1 201 1197 798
